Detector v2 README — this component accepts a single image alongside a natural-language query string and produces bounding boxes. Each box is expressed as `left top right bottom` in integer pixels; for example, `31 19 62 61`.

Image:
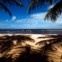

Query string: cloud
48 4 55 10
30 12 46 19
55 15 62 24
11 16 16 21
13 13 62 29
0 12 62 29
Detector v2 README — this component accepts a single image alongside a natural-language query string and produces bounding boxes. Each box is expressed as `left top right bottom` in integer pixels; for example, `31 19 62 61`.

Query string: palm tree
45 0 62 21
0 0 23 16
28 0 62 21
36 35 62 46
0 0 62 21
36 35 62 62
0 35 34 59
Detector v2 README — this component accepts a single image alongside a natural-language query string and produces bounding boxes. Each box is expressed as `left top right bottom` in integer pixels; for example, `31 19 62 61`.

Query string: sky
0 0 62 29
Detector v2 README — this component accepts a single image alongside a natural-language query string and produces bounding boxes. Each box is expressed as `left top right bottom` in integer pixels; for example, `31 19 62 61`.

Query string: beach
0 34 62 62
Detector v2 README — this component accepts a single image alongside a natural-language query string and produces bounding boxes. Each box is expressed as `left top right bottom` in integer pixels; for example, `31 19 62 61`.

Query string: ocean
0 29 62 34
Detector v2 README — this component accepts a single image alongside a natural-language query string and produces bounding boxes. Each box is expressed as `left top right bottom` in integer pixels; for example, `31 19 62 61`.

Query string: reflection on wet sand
0 34 62 62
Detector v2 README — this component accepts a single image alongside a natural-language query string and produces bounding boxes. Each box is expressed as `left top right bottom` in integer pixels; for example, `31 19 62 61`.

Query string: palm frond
0 2 12 16
2 0 14 5
10 35 34 42
36 35 62 45
2 0 23 6
45 0 62 21
14 0 23 7
0 40 12 53
28 0 55 13
28 1 35 13
0 0 23 16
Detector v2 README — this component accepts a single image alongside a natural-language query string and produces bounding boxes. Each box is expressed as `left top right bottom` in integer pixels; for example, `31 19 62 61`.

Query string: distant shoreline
0 29 62 34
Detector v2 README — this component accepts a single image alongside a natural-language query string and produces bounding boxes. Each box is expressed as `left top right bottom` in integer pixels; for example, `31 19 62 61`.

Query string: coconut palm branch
28 0 62 21
0 0 23 16
14 0 23 7
45 0 62 21
35 35 62 56
0 35 34 52
0 2 12 16
0 40 13 53
28 0 55 13
9 35 34 43
37 35 62 58
2 0 23 6
36 35 62 45
36 38 56 45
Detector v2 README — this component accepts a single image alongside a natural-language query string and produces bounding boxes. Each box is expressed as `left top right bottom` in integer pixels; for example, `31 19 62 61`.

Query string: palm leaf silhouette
0 35 34 62
36 35 62 45
0 35 34 53
2 0 23 6
45 0 62 21
10 35 34 45
1 35 62 62
0 0 23 16
28 0 55 13
15 44 47 62
0 2 12 16
37 35 62 54
14 0 23 7
28 0 62 21
42 36 62 62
